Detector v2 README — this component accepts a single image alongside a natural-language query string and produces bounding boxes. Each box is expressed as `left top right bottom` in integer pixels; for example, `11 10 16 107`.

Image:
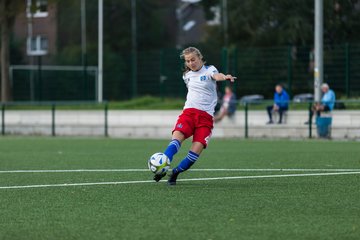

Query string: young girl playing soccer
154 47 236 185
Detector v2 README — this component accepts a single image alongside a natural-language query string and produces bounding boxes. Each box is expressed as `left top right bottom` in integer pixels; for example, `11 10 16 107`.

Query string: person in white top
214 86 237 123
152 46 236 185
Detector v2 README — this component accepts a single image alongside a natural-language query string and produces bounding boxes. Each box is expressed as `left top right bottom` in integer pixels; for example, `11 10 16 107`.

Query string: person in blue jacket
305 83 336 124
266 84 289 124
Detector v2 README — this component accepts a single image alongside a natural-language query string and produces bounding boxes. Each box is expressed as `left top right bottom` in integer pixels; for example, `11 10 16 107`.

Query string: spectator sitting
266 84 289 124
214 86 237 123
305 83 335 124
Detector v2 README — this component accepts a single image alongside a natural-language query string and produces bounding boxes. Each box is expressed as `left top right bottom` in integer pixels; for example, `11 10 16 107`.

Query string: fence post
1 104 5 136
131 50 137 98
83 54 88 100
308 102 312 138
221 47 228 73
220 47 228 94
232 47 238 77
38 56 42 101
345 43 350 97
244 102 248 138
159 50 165 100
51 103 56 137
287 46 293 97
104 102 108 137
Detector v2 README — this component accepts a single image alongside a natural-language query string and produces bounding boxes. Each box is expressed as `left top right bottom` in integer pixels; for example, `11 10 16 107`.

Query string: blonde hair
180 47 205 74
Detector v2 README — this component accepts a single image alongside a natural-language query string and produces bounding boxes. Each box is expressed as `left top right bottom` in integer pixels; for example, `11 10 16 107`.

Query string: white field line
1 171 360 190
1 168 360 174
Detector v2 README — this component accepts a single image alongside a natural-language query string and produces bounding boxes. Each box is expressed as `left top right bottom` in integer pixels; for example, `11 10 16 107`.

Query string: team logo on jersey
176 123 183 129
200 75 207 81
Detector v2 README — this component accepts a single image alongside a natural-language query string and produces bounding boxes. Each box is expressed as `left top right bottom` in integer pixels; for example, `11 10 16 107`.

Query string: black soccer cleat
153 172 166 182
167 172 179 185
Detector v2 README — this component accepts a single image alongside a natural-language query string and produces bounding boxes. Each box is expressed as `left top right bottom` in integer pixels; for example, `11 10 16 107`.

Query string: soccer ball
148 152 170 175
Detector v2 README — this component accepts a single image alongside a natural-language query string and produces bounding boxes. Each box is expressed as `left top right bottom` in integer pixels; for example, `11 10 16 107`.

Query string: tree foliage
57 0 177 65
202 0 360 47
55 0 177 100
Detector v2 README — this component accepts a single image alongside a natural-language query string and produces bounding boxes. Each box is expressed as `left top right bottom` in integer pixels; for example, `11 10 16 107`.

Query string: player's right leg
153 131 185 182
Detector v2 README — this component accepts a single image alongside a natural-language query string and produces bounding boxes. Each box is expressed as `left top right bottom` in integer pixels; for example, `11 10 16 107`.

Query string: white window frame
27 0 48 18
27 35 48 56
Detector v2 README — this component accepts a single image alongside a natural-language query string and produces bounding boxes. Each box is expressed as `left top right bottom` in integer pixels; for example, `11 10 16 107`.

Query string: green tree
202 0 360 47
55 0 177 100
57 0 176 61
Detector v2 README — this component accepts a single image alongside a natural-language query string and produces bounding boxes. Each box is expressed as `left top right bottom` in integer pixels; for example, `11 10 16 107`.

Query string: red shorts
172 108 214 148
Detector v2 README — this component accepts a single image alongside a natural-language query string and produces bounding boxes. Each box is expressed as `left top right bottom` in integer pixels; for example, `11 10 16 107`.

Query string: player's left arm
212 73 236 82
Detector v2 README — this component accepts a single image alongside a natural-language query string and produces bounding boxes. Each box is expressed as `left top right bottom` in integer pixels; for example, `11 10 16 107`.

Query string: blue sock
164 139 181 162
173 151 199 174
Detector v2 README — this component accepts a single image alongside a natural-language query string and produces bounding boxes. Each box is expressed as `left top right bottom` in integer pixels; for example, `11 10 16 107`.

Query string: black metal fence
8 44 360 102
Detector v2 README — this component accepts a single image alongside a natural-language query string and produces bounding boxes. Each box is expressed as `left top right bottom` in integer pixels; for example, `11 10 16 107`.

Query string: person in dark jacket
266 84 289 124
215 86 237 123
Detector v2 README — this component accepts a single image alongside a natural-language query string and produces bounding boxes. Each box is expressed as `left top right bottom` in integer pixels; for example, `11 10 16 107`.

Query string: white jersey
183 65 219 116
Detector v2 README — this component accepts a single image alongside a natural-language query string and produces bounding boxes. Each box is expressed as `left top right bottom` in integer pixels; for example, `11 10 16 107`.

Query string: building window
27 35 48 56
38 0 48 12
27 0 48 18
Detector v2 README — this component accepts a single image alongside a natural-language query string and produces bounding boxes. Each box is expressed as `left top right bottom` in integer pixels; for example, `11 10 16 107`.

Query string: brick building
13 0 57 63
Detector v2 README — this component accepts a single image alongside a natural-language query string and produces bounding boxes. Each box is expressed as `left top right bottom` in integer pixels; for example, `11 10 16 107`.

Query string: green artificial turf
0 137 360 240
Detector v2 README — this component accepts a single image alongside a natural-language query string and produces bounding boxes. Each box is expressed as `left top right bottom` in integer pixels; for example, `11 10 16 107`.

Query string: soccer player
153 47 236 185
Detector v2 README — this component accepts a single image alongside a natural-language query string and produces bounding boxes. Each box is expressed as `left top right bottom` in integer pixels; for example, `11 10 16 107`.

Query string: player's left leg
168 142 204 185
172 141 204 173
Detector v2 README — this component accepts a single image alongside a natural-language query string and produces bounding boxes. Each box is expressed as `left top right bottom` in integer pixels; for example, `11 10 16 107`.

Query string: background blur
1 0 360 102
